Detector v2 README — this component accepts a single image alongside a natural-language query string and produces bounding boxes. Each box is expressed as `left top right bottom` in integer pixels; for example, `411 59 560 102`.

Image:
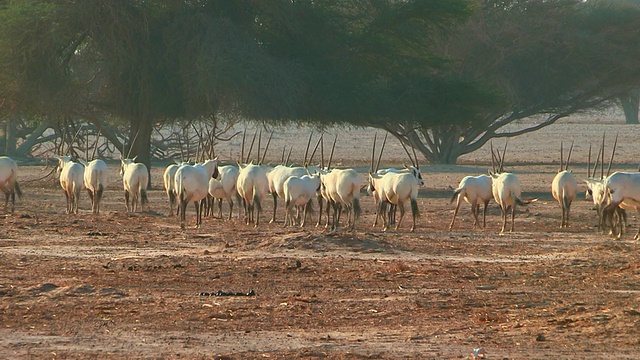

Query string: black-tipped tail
411 198 420 216
352 198 362 219
14 181 22 199
449 188 462 204
141 189 149 206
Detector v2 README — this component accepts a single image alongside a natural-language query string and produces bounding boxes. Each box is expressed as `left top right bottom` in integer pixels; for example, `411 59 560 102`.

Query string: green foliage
0 1 82 115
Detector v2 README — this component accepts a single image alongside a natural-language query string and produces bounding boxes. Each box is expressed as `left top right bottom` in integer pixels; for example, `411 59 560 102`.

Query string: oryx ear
132 156 138 162
403 163 409 169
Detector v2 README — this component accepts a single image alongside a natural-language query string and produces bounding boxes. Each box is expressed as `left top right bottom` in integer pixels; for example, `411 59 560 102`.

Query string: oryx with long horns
551 141 578 228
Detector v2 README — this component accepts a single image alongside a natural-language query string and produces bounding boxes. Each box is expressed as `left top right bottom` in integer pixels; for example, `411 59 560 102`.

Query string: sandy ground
2 117 640 359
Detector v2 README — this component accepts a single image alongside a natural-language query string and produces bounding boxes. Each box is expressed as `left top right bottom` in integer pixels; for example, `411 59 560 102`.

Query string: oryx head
120 156 137 177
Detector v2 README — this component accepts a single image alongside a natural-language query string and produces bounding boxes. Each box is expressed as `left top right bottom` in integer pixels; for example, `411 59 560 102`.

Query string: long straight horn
261 131 273 165
399 139 413 168
257 129 262 165
240 130 246 163
565 141 574 171
126 127 140 160
285 146 293 166
303 131 313 167
494 147 502 171
371 133 377 173
593 144 602 178
85 127 89 161
327 134 337 169
91 127 101 161
246 131 257 163
606 133 618 177
559 141 563 172
601 132 605 179
587 143 591 178
308 134 322 167
376 133 388 172
321 135 325 169
490 142 496 173
411 141 419 169
281 146 286 165
500 141 508 172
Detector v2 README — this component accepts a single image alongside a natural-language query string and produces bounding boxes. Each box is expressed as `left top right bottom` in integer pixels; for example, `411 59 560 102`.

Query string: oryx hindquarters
208 165 240 220
237 164 270 227
0 156 22 214
491 172 527 233
551 170 578 228
84 159 109 214
121 159 149 213
175 159 218 229
58 156 85 215
163 163 180 217
602 171 640 239
449 174 492 231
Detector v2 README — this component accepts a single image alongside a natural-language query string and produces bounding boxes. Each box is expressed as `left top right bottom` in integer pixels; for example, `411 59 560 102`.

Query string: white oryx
83 159 109 214
120 157 149 213
367 133 423 231
163 163 182 216
602 171 640 239
321 168 362 230
237 162 271 226
315 135 362 230
449 174 493 231
585 134 628 234
269 165 308 222
491 172 529 233
551 142 577 228
57 155 85 214
489 143 535 233
0 156 22 213
174 159 219 228
208 164 240 220
268 133 321 223
283 173 321 227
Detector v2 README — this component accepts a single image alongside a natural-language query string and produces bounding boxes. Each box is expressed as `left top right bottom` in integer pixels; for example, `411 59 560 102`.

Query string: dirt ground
2 118 640 359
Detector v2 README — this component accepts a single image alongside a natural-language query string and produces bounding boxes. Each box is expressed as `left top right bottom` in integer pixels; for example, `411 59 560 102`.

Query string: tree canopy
1 0 639 165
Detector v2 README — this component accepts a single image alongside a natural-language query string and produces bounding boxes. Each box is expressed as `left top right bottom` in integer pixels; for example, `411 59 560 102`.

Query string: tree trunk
5 116 17 155
620 91 640 124
15 117 53 157
127 118 153 189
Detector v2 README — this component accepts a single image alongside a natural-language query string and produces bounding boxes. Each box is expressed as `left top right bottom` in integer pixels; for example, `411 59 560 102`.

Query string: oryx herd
2 131 640 239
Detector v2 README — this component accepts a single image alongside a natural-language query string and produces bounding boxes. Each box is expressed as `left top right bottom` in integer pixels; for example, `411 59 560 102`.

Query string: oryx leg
499 205 507 233
270 192 278 224
380 201 390 231
510 205 516 232
283 200 292 227
3 190 9 212
482 200 489 228
300 204 308 227
395 202 406 230
471 201 481 229
316 195 323 227
449 196 463 231
10 189 16 214
410 198 418 232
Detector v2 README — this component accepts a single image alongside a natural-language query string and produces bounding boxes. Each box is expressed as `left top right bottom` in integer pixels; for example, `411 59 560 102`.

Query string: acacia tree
284 0 640 164
264 0 497 156
388 0 640 163
619 90 640 124
0 1 304 175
